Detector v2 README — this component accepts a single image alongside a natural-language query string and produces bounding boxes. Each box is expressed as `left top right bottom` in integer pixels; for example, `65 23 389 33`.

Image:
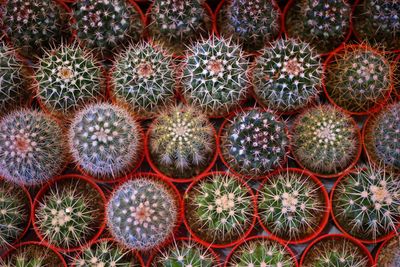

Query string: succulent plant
376 235 400 267
253 38 323 113
217 0 280 51
325 45 391 114
184 172 254 246
106 175 179 250
36 43 104 118
220 108 289 177
68 103 142 181
332 167 400 241
292 105 360 176
72 0 144 57
0 109 67 185
148 0 211 55
111 42 176 119
148 105 216 179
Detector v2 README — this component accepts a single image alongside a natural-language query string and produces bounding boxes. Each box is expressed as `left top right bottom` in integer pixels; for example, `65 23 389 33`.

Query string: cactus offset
376 235 400 267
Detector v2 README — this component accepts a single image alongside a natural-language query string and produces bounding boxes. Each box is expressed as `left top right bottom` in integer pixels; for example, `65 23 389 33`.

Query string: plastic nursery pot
256 168 330 245
32 174 107 253
182 171 257 249
299 234 374 266
224 235 299 267
374 234 400 266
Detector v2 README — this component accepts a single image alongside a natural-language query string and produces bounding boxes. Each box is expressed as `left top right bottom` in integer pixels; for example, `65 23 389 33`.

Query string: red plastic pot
374 234 400 266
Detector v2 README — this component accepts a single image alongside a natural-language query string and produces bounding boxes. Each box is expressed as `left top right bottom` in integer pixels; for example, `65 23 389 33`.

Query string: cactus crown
0 109 66 185
111 42 176 118
376 235 400 267
182 36 249 117
253 38 323 113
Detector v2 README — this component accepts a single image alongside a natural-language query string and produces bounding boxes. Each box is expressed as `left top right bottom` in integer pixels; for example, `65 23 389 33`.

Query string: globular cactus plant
292 105 360 176
36 43 104 118
148 105 216 179
68 103 142 181
253 38 323 113
376 235 400 267
220 108 289 177
217 0 281 51
111 42 176 119
106 175 180 250
332 167 400 241
325 45 392 114
184 172 254 246
182 36 249 117
0 109 67 185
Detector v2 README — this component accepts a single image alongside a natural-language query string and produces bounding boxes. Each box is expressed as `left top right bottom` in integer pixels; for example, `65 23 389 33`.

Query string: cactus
36 43 104 118
72 0 144 57
220 108 289 177
332 167 400 241
68 103 142 181
148 0 211 55
325 45 391 114
111 42 176 119
34 177 104 250
106 176 179 250
184 173 254 245
376 235 400 267
292 105 360 175
182 36 249 117
148 105 216 179
0 109 67 185
253 38 323 113
217 0 280 51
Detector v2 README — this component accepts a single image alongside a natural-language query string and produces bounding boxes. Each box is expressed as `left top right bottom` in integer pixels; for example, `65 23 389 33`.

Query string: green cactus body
253 38 322 113
292 105 360 176
325 45 391 114
68 103 142 181
376 235 400 267
332 167 400 241
220 108 289 177
217 0 280 51
184 173 254 245
183 37 249 117
111 42 176 119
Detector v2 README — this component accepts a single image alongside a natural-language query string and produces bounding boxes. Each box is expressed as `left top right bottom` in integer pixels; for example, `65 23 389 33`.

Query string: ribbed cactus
36 43 104 118
292 105 360 175
220 108 289 177
148 105 215 179
72 0 144 57
0 109 66 185
325 45 391 114
376 235 400 267
332 167 400 241
111 42 176 119
217 0 280 51
184 173 254 245
182 36 249 117
106 176 179 250
253 38 323 113
68 103 142 181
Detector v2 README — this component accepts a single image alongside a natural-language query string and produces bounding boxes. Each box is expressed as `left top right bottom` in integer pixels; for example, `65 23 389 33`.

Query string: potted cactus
215 0 281 52
252 38 323 114
375 235 400 267
291 104 361 177
106 173 181 251
219 107 289 178
183 172 255 248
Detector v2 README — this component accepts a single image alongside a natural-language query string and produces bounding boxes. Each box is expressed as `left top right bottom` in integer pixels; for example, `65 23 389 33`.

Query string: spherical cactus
0 109 67 185
184 172 255 246
111 42 176 119
147 105 216 180
291 105 361 176
332 167 400 241
106 175 180 250
35 43 104 118
217 0 281 51
182 36 250 117
68 103 143 181
324 45 392 114
220 108 289 178
376 235 400 267
253 38 323 113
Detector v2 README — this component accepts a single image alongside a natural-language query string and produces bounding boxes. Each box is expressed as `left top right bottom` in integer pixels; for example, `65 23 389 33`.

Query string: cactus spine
376 235 400 267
